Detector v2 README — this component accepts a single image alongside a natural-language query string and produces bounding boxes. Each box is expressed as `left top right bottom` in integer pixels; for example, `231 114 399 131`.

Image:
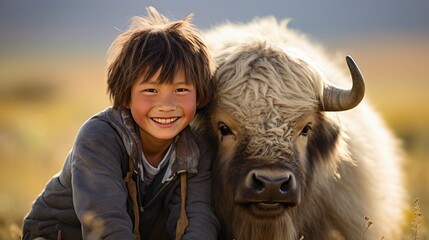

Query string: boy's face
129 68 197 146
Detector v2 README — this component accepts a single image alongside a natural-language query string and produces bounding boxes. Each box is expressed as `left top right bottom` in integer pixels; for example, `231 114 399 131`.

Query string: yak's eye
218 122 233 136
300 123 313 137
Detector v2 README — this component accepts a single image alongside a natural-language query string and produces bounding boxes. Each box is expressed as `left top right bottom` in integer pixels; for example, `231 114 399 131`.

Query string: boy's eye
143 89 157 93
176 88 189 93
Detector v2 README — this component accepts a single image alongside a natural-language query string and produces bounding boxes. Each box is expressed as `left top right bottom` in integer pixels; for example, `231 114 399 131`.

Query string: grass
411 199 425 240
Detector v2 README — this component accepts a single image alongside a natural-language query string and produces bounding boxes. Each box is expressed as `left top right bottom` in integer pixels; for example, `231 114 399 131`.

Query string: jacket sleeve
71 118 135 240
167 135 220 239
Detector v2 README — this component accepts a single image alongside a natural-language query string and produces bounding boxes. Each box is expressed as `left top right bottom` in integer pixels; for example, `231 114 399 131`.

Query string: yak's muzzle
234 168 301 218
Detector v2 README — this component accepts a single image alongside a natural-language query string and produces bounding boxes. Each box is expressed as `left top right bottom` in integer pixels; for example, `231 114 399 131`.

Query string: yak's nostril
280 173 295 193
280 178 290 193
252 174 265 192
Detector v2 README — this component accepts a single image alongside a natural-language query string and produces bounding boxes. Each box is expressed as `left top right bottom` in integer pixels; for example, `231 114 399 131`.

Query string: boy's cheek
180 97 198 117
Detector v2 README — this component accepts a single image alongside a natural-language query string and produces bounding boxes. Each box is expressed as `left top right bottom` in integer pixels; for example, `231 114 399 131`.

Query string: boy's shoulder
91 107 120 123
189 115 215 146
75 107 127 141
188 122 216 158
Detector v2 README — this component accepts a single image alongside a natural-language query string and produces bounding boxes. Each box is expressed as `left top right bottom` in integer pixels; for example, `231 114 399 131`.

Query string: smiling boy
22 7 219 240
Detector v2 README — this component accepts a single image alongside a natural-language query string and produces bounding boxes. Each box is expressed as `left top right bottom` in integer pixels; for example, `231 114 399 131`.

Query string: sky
1 0 428 57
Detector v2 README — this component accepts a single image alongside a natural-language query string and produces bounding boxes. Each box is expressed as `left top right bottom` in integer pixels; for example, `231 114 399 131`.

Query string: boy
22 7 219 240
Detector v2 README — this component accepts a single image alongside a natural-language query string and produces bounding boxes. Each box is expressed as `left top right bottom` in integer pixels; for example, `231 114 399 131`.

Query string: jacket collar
97 107 200 178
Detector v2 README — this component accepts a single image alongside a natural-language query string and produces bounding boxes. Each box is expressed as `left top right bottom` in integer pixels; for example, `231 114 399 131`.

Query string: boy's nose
158 93 176 111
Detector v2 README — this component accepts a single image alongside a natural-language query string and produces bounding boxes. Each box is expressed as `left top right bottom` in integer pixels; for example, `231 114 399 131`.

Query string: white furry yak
197 17 406 239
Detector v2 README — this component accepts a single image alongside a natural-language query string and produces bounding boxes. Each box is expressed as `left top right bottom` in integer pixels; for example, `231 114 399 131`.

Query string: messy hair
106 6 216 110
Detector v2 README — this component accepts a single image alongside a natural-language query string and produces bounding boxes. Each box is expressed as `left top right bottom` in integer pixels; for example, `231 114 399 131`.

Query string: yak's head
208 41 365 238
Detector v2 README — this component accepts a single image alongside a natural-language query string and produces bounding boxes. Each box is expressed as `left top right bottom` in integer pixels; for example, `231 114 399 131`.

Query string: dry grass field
0 34 428 239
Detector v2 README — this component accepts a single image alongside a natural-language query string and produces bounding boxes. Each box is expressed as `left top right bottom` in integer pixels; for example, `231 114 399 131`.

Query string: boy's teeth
153 117 178 124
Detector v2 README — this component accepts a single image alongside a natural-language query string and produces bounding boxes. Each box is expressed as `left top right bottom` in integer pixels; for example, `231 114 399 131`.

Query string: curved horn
321 55 365 111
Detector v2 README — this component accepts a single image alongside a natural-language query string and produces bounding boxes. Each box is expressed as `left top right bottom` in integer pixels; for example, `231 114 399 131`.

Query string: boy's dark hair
107 7 215 110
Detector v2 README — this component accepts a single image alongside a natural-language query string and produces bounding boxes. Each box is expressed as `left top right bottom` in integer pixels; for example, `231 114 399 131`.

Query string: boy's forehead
137 68 191 85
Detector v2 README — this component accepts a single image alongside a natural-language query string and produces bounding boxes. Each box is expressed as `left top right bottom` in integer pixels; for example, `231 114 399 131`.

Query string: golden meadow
0 35 428 239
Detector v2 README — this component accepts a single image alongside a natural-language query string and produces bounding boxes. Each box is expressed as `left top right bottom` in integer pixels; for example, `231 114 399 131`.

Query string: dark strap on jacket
175 172 188 240
124 157 141 240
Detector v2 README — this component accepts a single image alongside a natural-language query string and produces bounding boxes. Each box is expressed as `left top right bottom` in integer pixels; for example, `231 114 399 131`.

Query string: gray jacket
22 107 219 239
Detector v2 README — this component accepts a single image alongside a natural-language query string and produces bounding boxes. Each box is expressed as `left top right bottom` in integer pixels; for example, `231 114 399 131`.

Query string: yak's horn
321 56 365 111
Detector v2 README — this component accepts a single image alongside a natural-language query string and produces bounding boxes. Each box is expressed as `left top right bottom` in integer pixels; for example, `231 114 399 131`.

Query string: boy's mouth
151 117 179 124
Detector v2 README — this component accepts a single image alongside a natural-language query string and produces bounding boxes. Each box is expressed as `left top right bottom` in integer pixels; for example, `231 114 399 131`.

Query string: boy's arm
71 118 135 239
168 135 220 239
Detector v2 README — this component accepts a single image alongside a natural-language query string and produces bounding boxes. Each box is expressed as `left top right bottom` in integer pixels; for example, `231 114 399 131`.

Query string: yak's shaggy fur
196 17 406 239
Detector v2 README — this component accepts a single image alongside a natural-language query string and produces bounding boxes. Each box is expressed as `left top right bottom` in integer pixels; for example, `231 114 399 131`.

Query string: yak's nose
235 168 301 207
252 171 296 195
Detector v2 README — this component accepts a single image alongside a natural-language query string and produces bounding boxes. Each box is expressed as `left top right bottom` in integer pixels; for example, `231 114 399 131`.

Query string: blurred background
1 0 428 239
